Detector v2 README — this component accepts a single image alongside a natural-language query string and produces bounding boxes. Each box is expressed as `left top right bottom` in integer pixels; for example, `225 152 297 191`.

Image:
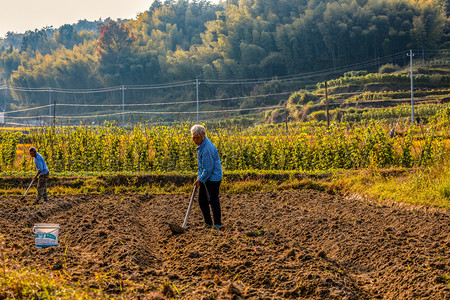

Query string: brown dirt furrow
0 190 449 299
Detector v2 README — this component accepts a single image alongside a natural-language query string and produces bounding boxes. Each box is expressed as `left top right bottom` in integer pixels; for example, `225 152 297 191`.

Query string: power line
125 80 197 90
203 51 407 84
5 50 440 92
4 104 52 114
7 105 283 120
4 91 293 114
4 49 449 124
64 91 292 107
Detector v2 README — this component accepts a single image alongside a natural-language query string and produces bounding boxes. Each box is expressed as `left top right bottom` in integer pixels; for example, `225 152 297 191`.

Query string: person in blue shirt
191 125 223 229
29 147 49 202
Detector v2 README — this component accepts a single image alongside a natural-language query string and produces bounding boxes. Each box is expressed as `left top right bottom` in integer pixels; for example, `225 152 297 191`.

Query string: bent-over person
29 147 49 202
191 125 223 229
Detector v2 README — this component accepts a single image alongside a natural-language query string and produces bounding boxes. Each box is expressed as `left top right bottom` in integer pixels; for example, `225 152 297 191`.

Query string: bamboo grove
1 107 450 174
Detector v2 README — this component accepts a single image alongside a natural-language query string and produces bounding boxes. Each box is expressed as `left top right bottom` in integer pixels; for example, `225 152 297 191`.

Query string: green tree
0 49 21 81
54 24 82 49
411 0 445 56
19 28 55 54
97 20 137 85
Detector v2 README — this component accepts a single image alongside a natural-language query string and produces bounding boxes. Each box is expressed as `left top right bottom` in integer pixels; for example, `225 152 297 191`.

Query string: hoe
20 178 35 201
168 185 197 234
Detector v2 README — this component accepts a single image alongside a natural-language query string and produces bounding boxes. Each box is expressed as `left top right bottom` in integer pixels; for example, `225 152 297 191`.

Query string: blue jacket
34 152 49 175
197 137 222 183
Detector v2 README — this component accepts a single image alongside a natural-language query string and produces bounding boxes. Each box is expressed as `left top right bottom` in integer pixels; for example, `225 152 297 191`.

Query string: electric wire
3 50 423 92
7 105 282 120
4 104 53 114
3 49 449 122
51 91 293 108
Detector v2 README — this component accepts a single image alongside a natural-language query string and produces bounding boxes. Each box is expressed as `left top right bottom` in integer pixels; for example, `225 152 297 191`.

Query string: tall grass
339 162 450 209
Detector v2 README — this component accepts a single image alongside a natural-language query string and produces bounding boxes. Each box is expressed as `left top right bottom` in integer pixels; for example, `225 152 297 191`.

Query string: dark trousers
198 180 221 226
37 172 49 201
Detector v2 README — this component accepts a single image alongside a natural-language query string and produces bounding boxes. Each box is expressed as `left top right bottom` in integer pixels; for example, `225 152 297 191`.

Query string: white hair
190 124 207 138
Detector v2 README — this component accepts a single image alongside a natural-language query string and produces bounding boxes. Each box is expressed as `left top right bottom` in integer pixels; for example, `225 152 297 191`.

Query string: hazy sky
0 0 154 38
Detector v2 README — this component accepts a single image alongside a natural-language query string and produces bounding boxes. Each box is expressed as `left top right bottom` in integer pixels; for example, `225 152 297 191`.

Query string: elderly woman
191 124 223 229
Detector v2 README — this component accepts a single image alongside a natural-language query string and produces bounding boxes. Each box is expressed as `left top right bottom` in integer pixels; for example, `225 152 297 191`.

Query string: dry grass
336 164 450 209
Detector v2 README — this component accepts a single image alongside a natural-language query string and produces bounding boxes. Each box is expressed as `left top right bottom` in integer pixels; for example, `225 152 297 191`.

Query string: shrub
344 70 368 77
308 111 327 122
379 63 401 74
288 90 318 105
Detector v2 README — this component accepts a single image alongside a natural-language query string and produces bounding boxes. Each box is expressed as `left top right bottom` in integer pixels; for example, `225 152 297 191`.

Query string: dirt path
1 190 449 299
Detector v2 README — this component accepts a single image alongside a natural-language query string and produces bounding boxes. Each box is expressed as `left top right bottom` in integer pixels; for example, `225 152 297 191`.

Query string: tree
97 20 136 63
19 29 53 54
0 49 21 82
54 24 81 49
97 20 137 85
411 0 445 54
260 52 286 77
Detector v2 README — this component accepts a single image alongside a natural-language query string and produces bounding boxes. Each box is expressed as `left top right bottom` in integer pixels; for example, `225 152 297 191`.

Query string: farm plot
0 190 449 299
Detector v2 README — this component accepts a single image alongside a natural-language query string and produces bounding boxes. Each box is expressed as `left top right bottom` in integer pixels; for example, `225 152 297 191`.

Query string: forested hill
0 0 448 112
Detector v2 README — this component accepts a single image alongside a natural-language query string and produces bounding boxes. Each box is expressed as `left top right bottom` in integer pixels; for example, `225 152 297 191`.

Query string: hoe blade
168 222 184 234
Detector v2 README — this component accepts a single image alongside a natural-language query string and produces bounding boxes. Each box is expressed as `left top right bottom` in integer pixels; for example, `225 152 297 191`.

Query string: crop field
3 0 450 297
1 190 449 299
1 112 450 299
2 109 450 175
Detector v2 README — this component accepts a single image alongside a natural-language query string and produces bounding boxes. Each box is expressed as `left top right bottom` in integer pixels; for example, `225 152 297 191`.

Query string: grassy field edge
1 168 449 209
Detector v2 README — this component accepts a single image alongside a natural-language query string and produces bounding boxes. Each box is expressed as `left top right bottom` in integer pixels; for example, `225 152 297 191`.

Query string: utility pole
53 100 56 127
1 84 5 125
196 79 199 123
3 84 6 113
284 101 288 133
325 81 330 130
407 50 414 124
121 85 125 126
48 88 52 126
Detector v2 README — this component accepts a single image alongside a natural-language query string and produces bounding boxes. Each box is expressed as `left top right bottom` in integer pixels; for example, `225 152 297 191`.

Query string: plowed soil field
1 190 449 299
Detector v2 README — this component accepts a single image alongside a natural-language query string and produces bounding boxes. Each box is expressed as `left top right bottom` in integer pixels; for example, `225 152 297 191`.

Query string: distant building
0 108 4 125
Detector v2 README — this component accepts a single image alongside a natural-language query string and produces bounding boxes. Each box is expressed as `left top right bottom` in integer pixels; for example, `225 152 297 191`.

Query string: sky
0 0 162 38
